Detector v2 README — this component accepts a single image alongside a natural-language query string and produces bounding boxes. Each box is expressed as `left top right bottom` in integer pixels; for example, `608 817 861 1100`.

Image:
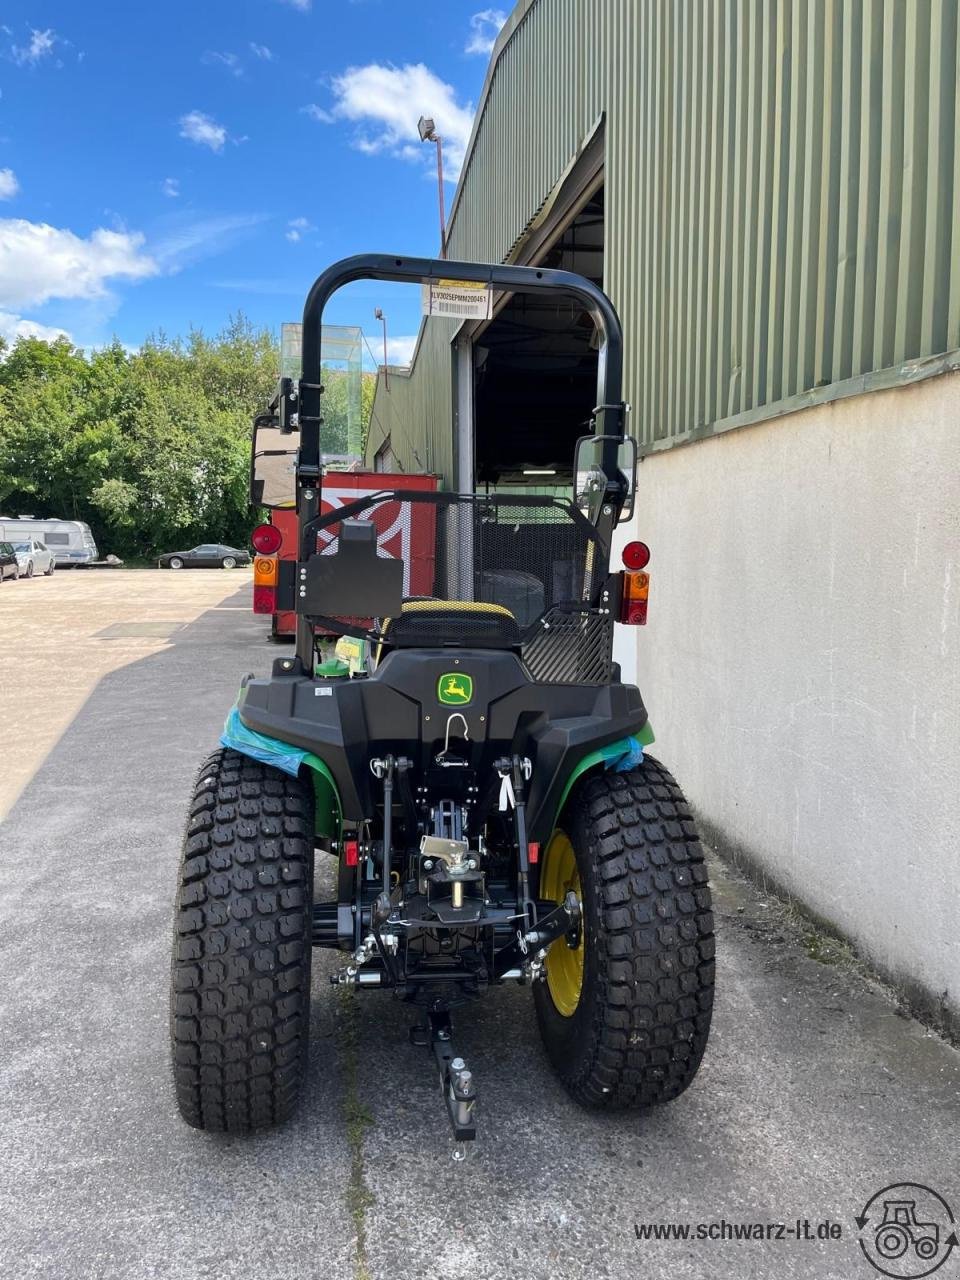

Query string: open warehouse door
467 150 605 495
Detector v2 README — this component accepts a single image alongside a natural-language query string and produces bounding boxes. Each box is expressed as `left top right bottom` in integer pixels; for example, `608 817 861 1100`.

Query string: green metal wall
370 0 960 473
366 318 458 479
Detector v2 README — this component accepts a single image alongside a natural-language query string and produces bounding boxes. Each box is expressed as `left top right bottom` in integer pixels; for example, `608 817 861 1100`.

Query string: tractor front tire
534 759 714 1109
170 748 315 1132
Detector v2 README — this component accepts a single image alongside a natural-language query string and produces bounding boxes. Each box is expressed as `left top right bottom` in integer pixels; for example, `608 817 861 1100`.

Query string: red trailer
256 472 439 640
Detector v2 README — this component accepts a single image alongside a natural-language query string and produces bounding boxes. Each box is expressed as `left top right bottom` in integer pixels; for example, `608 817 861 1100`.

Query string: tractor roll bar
299 254 626 471
294 254 627 666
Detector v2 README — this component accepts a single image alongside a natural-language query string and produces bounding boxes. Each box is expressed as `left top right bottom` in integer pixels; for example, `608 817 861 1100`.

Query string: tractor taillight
253 585 277 614
344 839 359 867
253 554 278 616
620 570 649 625
622 540 650 570
251 522 283 555
527 841 540 865
253 555 278 586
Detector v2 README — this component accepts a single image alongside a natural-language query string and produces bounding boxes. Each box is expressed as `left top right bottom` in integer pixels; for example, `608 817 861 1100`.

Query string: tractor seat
379 599 520 649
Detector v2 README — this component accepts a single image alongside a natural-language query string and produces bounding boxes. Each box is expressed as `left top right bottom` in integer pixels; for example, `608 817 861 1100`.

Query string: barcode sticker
421 279 493 321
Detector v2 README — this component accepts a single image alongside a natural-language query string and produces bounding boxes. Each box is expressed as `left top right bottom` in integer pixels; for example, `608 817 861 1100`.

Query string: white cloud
204 50 243 78
317 62 475 179
0 209 265 348
301 103 335 124
385 334 416 366
285 216 316 243
0 169 19 200
249 42 274 61
0 310 70 346
151 213 267 271
209 277 303 296
0 218 157 310
12 28 55 66
465 9 507 56
277 0 311 9
161 177 180 198
179 110 227 152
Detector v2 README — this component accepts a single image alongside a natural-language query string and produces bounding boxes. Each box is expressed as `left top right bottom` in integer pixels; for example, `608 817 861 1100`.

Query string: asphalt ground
1 569 958 1280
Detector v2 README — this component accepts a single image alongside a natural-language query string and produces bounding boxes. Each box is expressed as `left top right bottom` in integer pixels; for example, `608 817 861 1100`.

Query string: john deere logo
438 673 473 706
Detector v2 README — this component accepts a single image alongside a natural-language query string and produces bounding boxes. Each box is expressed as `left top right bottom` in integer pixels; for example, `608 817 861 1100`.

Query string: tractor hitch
410 1010 477 1156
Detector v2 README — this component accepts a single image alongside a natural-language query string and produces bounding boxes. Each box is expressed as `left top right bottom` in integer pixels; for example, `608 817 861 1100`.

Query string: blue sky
0 1 508 362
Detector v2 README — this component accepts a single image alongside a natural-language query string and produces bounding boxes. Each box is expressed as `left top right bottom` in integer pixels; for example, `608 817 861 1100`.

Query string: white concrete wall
615 372 960 1023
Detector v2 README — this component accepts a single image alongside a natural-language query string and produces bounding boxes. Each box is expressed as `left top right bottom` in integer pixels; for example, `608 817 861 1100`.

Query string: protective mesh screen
521 608 615 685
308 490 613 681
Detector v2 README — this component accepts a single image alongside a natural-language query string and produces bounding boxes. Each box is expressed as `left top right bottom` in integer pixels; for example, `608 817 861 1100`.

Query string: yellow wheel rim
540 830 584 1017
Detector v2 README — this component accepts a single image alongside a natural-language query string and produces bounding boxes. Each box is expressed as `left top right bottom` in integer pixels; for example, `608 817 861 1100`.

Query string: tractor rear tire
170 748 315 1132
534 758 714 1109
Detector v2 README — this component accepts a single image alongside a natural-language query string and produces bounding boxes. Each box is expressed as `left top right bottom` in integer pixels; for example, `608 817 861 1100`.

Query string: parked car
0 517 98 566
11 538 55 578
0 542 20 582
157 543 251 570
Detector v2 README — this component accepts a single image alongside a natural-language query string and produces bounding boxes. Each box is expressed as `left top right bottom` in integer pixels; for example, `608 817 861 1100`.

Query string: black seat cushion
381 600 520 649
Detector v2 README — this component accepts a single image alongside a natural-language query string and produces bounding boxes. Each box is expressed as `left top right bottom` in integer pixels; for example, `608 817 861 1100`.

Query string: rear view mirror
573 433 638 524
251 419 300 509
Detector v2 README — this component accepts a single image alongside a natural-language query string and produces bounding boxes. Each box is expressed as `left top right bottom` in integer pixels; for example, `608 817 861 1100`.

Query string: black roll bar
299 254 625 465
294 254 627 665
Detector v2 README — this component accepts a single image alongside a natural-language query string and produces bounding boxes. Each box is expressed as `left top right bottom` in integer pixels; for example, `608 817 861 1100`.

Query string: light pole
417 115 447 259
374 307 388 390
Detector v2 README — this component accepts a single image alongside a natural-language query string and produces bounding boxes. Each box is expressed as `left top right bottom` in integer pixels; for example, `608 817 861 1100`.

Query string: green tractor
170 255 714 1152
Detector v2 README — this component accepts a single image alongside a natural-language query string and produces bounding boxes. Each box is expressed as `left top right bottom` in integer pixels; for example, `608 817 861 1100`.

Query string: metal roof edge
447 0 539 238
374 3 537 392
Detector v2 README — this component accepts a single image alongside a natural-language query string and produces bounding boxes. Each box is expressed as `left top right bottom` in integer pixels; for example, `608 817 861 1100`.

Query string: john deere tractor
169 255 714 1152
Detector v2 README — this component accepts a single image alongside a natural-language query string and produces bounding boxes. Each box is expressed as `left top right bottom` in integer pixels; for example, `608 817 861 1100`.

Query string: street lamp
374 307 388 390
417 114 447 259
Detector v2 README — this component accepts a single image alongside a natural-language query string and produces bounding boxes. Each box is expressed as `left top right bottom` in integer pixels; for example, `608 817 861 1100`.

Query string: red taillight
344 839 359 867
619 570 650 625
252 585 277 614
251 522 283 554
527 841 540 865
622 540 650 570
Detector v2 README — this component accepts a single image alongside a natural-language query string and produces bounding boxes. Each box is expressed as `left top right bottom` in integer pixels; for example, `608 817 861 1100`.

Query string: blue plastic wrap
220 704 309 779
610 736 645 772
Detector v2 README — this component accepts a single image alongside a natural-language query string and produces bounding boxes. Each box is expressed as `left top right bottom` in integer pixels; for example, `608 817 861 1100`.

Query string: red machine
254 472 439 639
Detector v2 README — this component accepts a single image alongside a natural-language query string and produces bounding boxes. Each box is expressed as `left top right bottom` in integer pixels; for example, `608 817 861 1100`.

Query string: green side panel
302 752 342 838
553 726 655 829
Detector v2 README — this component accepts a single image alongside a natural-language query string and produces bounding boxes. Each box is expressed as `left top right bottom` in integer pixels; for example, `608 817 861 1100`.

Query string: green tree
0 314 374 560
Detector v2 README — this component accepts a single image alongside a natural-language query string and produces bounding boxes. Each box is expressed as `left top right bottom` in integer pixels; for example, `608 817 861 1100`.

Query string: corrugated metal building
367 0 960 1031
